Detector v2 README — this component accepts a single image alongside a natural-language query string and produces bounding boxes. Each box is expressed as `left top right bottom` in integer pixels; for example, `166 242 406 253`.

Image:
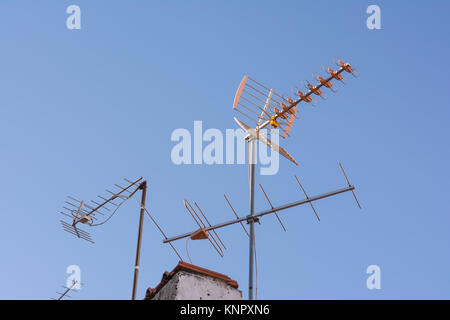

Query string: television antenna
59 177 183 300
50 280 82 300
162 58 361 300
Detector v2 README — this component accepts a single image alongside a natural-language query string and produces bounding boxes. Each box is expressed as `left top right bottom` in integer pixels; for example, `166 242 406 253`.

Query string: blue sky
1 0 449 299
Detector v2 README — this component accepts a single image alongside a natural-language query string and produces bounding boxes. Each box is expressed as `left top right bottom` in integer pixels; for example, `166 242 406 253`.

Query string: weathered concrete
151 270 242 300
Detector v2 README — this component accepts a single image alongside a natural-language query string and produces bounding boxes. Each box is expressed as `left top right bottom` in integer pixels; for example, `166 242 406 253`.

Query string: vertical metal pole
132 181 147 300
248 139 256 300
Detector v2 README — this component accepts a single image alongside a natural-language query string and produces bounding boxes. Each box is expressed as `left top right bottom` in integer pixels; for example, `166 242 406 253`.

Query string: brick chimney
145 262 242 300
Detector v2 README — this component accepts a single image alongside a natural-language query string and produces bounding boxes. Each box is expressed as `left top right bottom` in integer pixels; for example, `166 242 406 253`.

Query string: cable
88 184 143 227
140 202 184 262
254 230 258 300
186 237 192 264
89 197 127 227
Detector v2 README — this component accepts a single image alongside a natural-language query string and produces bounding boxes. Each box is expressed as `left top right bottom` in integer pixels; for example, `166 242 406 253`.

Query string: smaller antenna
59 177 143 243
294 176 321 222
339 163 362 209
59 177 182 300
60 220 94 243
51 280 82 300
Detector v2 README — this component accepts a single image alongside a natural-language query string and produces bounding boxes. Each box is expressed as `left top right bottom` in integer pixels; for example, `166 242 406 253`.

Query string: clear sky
1 0 449 300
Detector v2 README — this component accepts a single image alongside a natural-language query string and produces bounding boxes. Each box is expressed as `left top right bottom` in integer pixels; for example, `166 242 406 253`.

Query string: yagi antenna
232 57 357 149
163 58 360 300
164 164 361 243
163 164 361 300
60 177 143 243
50 280 82 300
59 177 183 300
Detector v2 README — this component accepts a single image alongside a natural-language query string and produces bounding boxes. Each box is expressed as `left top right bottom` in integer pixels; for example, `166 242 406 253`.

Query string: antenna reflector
60 220 94 243
234 75 249 110
282 105 297 139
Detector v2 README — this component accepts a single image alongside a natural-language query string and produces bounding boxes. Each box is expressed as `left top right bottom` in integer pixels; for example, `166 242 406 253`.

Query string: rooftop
145 261 240 300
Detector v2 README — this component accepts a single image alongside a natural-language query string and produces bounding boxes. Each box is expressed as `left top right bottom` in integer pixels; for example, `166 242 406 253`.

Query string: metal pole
132 180 147 300
248 139 256 300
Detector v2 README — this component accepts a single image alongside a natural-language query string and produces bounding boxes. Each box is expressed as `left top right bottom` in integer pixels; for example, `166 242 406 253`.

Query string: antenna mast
132 180 147 300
